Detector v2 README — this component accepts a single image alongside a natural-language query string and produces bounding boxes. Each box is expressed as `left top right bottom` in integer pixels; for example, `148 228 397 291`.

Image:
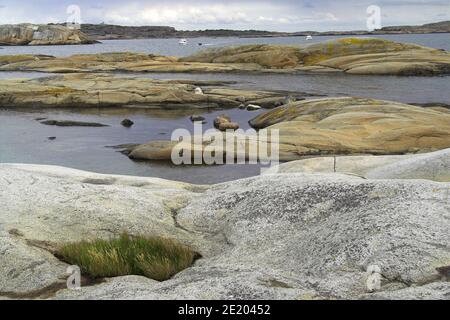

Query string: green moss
57 233 198 281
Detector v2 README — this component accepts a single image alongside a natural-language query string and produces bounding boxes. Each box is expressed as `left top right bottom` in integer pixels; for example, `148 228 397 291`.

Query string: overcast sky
0 0 449 31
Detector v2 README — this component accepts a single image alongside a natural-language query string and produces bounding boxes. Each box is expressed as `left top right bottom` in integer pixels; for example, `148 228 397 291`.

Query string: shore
1 35 449 300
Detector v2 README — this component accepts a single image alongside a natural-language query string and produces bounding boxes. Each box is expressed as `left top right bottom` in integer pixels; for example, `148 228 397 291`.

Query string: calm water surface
1 33 449 56
0 108 265 184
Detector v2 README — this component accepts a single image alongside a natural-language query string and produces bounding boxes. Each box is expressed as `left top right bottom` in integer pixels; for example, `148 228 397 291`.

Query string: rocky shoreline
1 35 449 301
0 73 290 109
1 71 449 160
0 148 449 299
113 96 450 161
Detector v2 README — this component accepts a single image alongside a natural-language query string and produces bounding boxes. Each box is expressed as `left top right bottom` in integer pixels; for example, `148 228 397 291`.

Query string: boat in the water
306 35 313 40
178 38 188 45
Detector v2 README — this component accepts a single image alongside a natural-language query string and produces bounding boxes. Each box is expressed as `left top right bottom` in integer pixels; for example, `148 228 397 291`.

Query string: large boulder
0 24 96 46
181 38 450 75
0 163 449 300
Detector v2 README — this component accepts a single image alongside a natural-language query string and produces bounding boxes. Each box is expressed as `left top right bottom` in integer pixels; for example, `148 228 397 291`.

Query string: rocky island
77 20 450 40
1 38 450 75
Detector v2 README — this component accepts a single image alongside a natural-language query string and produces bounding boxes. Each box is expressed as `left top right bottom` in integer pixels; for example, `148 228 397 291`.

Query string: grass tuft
57 233 197 281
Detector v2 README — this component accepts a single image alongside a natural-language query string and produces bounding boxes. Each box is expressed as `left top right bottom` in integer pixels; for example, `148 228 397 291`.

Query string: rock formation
0 24 96 46
120 97 450 162
264 148 450 182
0 153 449 299
214 114 239 131
249 97 450 157
1 38 449 75
0 73 285 109
181 38 450 75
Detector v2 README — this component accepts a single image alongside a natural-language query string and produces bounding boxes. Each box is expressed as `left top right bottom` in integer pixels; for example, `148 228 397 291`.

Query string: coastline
1 30 449 301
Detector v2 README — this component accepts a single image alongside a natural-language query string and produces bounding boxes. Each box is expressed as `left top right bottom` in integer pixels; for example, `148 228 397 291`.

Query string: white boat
306 35 313 41
178 38 188 45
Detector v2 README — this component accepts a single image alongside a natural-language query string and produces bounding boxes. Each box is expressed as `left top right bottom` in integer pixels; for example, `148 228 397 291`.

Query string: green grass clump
57 233 197 281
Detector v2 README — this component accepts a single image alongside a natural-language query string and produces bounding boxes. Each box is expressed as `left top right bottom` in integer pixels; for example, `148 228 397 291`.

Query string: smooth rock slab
1 38 449 76
0 73 285 109
0 164 449 299
266 148 450 182
249 97 450 156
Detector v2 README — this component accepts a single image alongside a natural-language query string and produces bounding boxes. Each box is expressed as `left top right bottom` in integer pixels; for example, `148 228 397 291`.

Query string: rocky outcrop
0 73 285 109
1 38 450 75
0 159 449 300
181 38 450 75
0 24 96 46
0 52 263 74
122 97 450 162
249 97 450 157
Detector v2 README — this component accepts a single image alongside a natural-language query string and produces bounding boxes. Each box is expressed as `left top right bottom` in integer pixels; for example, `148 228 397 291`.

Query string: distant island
78 20 450 40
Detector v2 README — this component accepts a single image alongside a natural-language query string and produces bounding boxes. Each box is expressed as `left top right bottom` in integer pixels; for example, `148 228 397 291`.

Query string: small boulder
48 136 56 141
194 87 204 95
247 104 262 111
190 115 206 123
214 114 231 129
214 114 239 131
218 122 240 131
121 119 134 128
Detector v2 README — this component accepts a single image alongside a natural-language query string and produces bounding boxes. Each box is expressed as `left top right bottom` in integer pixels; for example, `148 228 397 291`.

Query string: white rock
265 148 450 182
246 104 262 111
0 161 449 300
